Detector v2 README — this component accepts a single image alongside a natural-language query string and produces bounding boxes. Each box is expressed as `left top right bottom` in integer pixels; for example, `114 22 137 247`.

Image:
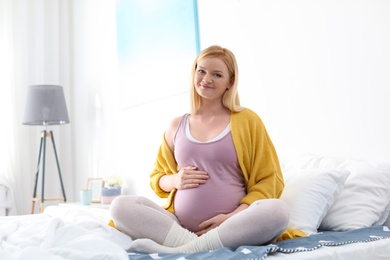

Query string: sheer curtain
0 0 18 215
0 0 75 215
0 0 120 215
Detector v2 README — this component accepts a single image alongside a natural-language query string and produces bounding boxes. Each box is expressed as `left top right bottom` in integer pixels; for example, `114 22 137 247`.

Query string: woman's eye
197 69 205 74
214 73 222 78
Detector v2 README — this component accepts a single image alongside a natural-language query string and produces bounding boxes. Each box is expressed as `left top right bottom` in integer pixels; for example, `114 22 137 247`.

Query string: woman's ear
227 78 234 89
231 75 235 84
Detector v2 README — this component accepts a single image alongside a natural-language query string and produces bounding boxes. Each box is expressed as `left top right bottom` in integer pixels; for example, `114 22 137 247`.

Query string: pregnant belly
174 183 246 232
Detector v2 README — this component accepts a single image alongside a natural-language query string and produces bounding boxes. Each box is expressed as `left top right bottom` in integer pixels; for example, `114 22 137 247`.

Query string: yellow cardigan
149 108 306 240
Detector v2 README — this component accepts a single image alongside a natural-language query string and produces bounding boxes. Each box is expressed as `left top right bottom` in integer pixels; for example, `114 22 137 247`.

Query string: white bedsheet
0 206 132 260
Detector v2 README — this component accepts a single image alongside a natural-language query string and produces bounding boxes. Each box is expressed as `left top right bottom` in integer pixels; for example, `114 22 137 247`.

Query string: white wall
197 0 390 163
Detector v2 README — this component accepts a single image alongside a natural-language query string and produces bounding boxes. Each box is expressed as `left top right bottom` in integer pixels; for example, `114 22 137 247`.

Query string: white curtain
0 0 120 215
0 0 18 215
0 0 76 215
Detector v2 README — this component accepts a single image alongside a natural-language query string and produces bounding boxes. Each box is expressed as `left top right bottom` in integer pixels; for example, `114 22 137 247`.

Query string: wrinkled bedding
0 206 132 260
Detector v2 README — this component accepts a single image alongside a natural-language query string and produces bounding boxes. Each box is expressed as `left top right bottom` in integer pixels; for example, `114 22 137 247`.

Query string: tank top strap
173 113 190 146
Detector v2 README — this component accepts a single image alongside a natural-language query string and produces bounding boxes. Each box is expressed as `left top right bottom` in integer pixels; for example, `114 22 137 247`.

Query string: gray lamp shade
22 85 70 125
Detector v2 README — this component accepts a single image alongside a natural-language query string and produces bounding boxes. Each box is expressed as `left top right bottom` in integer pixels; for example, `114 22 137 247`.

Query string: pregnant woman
110 45 302 254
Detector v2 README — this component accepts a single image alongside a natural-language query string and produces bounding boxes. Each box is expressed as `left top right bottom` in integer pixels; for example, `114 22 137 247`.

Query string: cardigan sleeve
231 109 284 206
232 109 307 241
149 134 178 212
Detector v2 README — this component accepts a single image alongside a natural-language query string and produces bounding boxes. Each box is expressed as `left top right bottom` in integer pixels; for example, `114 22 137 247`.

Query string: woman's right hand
173 166 208 190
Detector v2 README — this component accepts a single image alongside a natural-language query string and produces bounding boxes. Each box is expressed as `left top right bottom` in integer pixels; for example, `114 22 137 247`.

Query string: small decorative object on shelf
101 176 123 204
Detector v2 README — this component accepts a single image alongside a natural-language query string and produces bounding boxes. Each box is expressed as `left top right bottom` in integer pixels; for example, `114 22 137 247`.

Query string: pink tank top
173 114 246 232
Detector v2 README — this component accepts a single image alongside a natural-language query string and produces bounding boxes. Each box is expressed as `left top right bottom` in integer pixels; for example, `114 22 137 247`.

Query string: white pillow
320 161 390 230
285 154 390 231
281 169 350 235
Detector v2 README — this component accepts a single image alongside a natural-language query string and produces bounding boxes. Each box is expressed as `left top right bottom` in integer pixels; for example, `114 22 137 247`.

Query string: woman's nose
202 73 212 83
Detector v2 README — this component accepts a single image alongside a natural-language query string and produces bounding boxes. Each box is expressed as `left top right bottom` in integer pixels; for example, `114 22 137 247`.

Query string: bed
1 154 390 259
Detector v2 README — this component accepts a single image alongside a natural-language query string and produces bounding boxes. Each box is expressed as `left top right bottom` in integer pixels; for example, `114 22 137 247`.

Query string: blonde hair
190 45 243 114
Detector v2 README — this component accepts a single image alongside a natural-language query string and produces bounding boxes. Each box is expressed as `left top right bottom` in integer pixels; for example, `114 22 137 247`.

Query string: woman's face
194 57 231 102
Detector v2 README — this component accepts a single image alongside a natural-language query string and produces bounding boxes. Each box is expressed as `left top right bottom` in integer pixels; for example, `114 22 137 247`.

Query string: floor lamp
22 85 70 213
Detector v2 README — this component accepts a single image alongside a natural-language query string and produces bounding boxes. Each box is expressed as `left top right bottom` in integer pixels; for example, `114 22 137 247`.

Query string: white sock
177 228 223 253
129 228 223 254
163 222 197 247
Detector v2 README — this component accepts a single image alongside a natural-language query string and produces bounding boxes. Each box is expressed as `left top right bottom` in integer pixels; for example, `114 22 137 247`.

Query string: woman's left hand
195 203 249 236
195 214 229 236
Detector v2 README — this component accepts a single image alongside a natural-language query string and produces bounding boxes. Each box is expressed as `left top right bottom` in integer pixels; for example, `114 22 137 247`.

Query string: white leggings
110 195 289 249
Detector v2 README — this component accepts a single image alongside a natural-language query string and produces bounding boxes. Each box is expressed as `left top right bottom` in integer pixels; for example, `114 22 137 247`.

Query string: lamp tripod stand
23 85 70 214
31 130 67 213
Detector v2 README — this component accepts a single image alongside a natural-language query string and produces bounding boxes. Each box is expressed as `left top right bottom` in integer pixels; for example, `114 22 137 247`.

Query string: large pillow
281 169 350 235
285 154 390 231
